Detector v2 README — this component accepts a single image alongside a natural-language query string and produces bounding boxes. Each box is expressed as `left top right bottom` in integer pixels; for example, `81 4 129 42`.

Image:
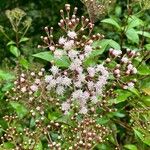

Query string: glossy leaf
9 45 20 57
101 18 121 30
126 28 139 44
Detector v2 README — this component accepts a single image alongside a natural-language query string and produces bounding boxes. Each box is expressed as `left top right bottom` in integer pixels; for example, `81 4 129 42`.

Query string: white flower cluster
44 37 109 114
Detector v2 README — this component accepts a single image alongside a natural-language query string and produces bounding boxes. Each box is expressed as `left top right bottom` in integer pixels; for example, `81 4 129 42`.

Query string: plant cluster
0 1 150 150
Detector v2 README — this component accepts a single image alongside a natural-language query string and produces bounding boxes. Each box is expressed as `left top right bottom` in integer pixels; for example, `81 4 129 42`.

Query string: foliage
0 0 150 150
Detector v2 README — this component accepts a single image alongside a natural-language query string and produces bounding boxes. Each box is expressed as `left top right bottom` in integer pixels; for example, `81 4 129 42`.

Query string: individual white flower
76 66 83 74
132 67 137 74
56 86 65 95
114 69 120 74
79 54 85 60
73 58 82 66
35 79 41 84
127 64 133 70
50 79 57 88
56 76 63 84
121 57 128 63
68 50 78 60
41 68 45 72
87 81 94 91
54 50 63 58
91 96 98 104
20 77 25 83
50 66 59 76
62 76 72 86
59 36 67 45
82 91 90 100
21 87 27 93
61 102 70 111
77 73 85 82
98 76 108 85
30 72 35 76
96 64 105 72
74 81 82 88
38 71 43 76
30 85 38 92
72 90 83 99
127 82 134 88
67 31 77 39
112 49 122 57
84 45 92 57
69 62 77 71
45 75 53 83
87 67 95 77
49 46 55 51
79 106 88 114
63 40 74 50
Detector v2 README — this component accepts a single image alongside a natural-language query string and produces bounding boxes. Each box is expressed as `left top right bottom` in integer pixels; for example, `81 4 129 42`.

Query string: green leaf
33 51 53 61
128 88 140 97
34 141 43 150
9 45 20 57
10 102 28 118
7 41 16 46
84 39 111 66
112 89 132 104
142 88 150 96
145 44 150 50
0 70 14 81
2 142 15 149
134 129 150 146
96 117 109 125
33 51 70 68
19 37 29 43
138 63 150 75
134 128 144 140
137 31 150 38
142 96 150 106
107 39 121 49
127 15 144 29
126 28 139 44
19 57 29 69
124 144 138 150
101 18 121 30
54 55 70 68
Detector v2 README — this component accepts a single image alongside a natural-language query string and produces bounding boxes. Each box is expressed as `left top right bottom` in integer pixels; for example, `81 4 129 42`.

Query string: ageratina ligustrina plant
1 4 147 150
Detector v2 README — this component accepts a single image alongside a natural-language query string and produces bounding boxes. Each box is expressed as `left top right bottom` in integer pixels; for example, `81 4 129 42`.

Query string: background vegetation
0 0 150 149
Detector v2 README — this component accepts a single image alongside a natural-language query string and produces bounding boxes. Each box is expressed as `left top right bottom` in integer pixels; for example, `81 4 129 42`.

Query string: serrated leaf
7 41 16 46
107 39 121 49
134 129 150 146
128 88 140 97
9 45 20 57
54 55 70 68
145 44 150 50
127 15 144 29
19 37 29 43
96 117 109 125
0 70 14 81
112 89 132 104
19 57 29 69
101 18 121 30
10 102 28 118
138 63 150 75
124 144 138 150
126 28 139 44
33 51 53 61
137 31 150 38
34 141 43 150
142 96 150 106
2 142 15 149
